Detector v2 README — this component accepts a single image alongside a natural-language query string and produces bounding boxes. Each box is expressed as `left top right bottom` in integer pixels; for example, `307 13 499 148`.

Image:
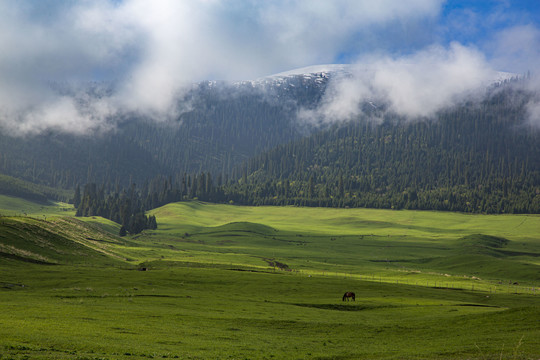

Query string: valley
0 69 538 359
1 198 539 359
2 2 540 359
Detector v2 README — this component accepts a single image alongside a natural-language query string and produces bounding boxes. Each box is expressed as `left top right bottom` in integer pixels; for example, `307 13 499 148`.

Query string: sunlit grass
150 201 540 241
0 193 75 217
1 199 539 358
1 262 538 359
141 202 540 290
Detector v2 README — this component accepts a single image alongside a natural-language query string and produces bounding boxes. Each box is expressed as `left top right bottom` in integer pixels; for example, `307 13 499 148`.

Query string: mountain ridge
0 65 538 214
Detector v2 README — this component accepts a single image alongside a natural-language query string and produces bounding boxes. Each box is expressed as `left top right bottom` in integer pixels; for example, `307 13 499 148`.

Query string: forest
0 75 327 189
1 76 540 234
221 85 540 213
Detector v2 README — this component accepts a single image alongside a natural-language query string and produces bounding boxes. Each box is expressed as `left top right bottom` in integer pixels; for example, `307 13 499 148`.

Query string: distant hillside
0 216 126 265
0 73 330 189
222 85 540 213
0 174 72 203
1 67 539 214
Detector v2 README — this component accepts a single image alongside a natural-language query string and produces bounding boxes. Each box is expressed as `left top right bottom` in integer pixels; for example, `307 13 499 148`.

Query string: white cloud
524 73 540 128
3 0 539 133
527 99 540 128
369 43 495 118
301 43 500 124
0 0 446 135
487 24 540 74
7 0 540 133
485 24 540 128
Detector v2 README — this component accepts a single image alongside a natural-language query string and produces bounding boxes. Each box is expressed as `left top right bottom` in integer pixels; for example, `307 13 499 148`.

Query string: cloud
0 0 132 135
2 0 539 135
484 24 540 128
524 73 540 128
487 24 540 74
300 43 501 124
526 98 540 128
0 0 445 135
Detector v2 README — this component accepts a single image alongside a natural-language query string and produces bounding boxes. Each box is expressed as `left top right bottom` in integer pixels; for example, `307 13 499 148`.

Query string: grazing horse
342 292 355 301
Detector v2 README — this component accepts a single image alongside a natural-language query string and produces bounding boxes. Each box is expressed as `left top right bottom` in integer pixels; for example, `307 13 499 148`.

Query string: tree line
0 76 325 190
71 81 540 224
219 85 540 213
74 183 157 235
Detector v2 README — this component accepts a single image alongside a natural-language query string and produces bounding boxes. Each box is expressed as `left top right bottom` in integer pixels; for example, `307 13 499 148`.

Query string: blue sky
440 0 540 56
334 0 540 71
0 0 539 134
2 0 539 79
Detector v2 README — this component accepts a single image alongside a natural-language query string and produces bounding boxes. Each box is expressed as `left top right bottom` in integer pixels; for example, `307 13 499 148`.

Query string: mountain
0 64 357 191
0 65 538 214
221 83 540 213
0 70 333 190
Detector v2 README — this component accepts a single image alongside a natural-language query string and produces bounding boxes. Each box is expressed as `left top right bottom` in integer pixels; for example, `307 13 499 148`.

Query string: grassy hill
0 193 74 217
0 216 127 266
0 199 539 359
0 173 72 203
0 193 127 265
142 202 540 284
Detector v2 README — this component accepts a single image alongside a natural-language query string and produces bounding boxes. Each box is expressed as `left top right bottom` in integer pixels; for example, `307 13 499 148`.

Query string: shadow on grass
288 303 398 311
288 302 502 311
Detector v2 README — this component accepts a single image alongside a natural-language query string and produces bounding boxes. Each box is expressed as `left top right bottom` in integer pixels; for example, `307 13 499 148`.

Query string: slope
0 199 539 359
225 84 540 213
0 216 127 265
140 201 540 286
0 173 72 203
0 73 329 189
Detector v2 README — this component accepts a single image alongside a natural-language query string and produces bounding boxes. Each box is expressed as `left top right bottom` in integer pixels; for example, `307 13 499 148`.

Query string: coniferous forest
0 77 324 189
1 75 540 234
222 85 540 213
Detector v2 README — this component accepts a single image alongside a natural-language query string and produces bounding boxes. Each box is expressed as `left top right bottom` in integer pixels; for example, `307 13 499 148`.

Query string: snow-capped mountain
257 64 352 84
257 64 517 88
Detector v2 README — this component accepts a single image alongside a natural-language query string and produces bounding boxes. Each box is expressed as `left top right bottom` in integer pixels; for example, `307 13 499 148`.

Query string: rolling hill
0 216 126 266
1 197 539 359
223 83 540 213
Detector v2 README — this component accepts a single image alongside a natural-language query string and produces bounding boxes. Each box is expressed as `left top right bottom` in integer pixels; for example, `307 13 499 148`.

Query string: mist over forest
0 0 539 224
1 4 540 359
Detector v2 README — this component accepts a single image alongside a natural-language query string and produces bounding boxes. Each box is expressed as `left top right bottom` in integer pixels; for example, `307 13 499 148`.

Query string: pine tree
73 184 81 208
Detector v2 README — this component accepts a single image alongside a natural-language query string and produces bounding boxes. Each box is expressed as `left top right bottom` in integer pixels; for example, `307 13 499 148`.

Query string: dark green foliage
0 174 48 203
139 172 233 210
147 215 157 230
76 183 157 235
73 184 81 208
0 79 321 189
0 129 165 190
0 174 71 203
1 78 539 215
221 86 540 213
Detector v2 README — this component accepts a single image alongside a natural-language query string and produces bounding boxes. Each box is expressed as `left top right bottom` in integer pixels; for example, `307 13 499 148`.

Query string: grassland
0 198 539 359
142 202 540 292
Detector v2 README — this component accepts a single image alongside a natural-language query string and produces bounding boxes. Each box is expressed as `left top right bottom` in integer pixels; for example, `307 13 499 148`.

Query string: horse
342 291 355 301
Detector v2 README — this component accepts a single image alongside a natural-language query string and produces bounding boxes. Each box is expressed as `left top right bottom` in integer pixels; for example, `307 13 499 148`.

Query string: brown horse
342 292 355 301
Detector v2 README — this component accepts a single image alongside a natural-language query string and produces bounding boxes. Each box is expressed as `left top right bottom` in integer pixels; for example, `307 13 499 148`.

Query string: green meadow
1 197 539 359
